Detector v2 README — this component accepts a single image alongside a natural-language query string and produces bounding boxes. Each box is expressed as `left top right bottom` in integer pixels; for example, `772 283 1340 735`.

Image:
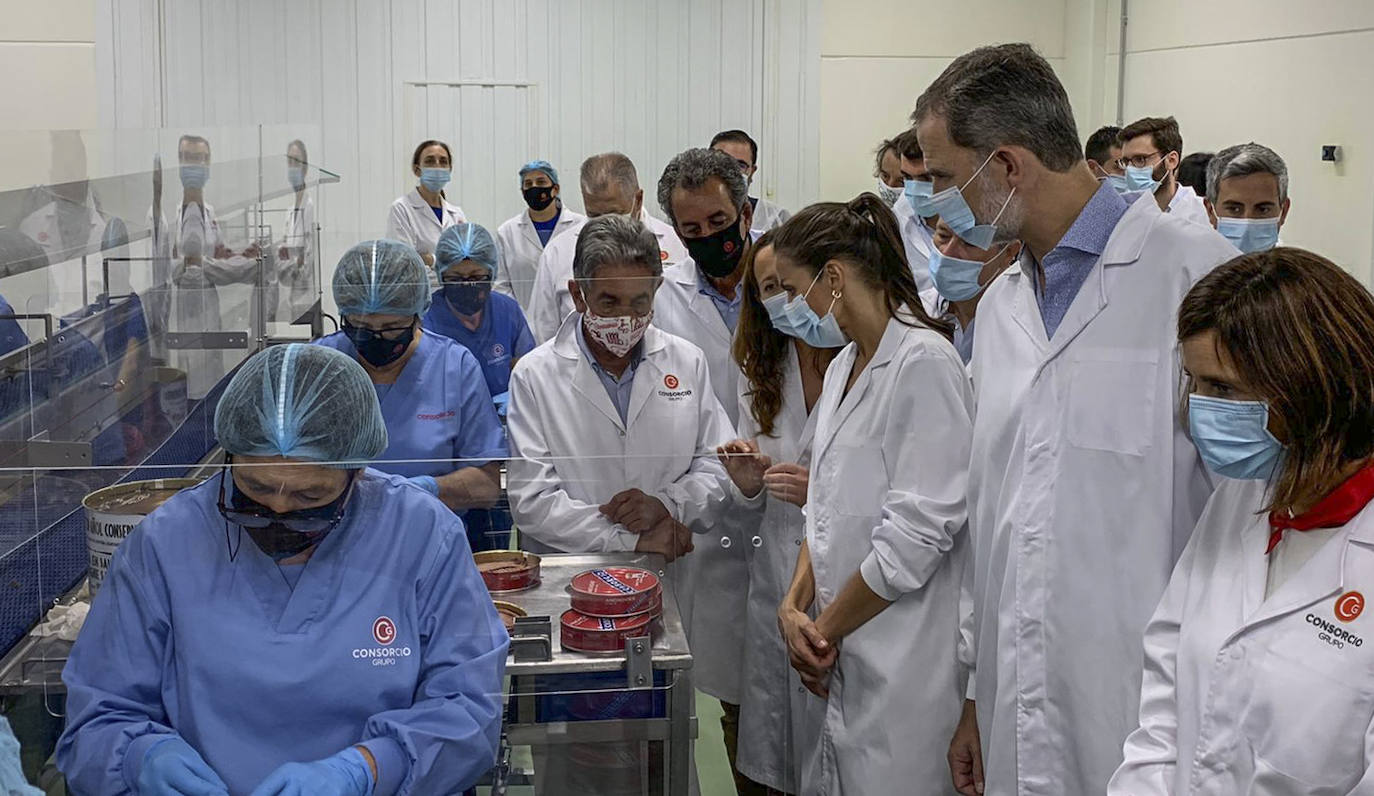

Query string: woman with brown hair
769 193 973 795
1111 247 1374 795
716 229 837 795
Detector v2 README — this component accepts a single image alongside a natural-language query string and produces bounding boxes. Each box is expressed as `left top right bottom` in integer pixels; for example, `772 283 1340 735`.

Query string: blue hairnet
435 222 499 277
332 239 432 318
519 160 559 187
214 344 387 465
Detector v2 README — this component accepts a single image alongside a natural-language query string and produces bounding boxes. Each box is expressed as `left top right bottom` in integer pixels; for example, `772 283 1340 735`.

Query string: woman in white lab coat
716 231 834 795
773 194 973 795
277 139 318 322
493 159 585 308
1110 247 1374 795
385 139 464 277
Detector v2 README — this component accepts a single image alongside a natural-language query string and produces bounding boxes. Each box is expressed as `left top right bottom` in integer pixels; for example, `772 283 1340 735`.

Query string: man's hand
600 488 671 533
633 516 694 562
763 463 810 507
716 438 772 498
948 699 985 795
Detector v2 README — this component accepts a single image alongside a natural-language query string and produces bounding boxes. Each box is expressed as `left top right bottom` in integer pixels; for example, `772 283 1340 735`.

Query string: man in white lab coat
653 146 757 788
890 127 941 311
914 43 1239 796
525 153 689 342
1118 116 1211 226
493 159 585 308
710 129 790 233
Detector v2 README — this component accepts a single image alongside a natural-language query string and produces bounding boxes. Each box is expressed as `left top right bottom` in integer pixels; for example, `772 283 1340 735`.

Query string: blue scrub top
422 291 535 398
57 471 510 795
315 331 507 478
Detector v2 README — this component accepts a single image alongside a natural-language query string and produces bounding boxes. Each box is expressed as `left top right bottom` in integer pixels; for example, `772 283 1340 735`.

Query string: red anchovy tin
560 609 655 653
569 566 662 617
474 551 541 592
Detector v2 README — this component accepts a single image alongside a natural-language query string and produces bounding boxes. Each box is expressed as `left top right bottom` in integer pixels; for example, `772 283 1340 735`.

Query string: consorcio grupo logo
373 616 397 645
664 374 679 390
1336 591 1365 623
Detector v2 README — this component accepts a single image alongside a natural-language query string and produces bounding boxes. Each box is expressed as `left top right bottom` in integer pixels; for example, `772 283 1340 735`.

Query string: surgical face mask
925 153 1015 249
220 472 355 561
876 180 902 207
1188 394 1284 480
928 243 1011 302
444 278 491 316
780 271 848 348
1216 216 1281 254
584 309 652 357
1124 160 1165 194
762 290 799 336
1103 173 1130 194
343 320 416 368
523 185 555 212
287 166 306 191
683 214 747 279
180 164 209 190
904 178 937 219
419 167 451 194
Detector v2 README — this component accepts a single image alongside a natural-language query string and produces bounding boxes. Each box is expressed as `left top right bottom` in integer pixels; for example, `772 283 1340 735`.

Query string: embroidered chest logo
658 373 692 401
1337 591 1365 623
490 342 506 358
373 616 396 645
663 374 679 390
1306 593 1367 651
353 615 412 666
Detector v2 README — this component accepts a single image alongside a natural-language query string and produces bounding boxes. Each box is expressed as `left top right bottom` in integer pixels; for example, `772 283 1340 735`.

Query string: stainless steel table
496 552 696 796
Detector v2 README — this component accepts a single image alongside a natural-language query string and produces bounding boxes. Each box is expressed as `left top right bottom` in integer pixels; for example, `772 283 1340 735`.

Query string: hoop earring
831 289 842 300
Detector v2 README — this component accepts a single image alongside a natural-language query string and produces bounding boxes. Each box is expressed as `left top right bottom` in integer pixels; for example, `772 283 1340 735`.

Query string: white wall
0 0 99 186
1114 0 1374 281
818 0 1101 202
99 0 822 303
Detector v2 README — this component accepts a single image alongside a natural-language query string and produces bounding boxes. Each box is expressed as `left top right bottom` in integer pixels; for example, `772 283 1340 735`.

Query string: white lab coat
526 209 689 343
506 313 733 608
751 196 791 233
732 346 825 794
1110 477 1374 795
964 196 1240 796
275 193 317 323
804 314 972 796
19 196 119 314
384 188 464 289
892 193 938 299
493 205 586 309
652 258 749 703
1167 185 1211 227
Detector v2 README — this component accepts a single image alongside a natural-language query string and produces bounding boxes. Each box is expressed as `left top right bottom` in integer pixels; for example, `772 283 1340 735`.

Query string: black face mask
522 185 555 212
343 321 415 368
684 214 747 279
444 279 490 316
219 471 355 561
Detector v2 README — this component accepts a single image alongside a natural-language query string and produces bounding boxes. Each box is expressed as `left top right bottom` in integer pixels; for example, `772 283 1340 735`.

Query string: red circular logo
659 250 669 261
1336 591 1365 623
373 616 397 645
724 240 737 254
664 374 679 390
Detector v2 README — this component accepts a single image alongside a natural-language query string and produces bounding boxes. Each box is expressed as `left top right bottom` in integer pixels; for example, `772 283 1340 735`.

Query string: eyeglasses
442 276 492 286
1117 151 1163 170
216 467 355 533
342 319 414 341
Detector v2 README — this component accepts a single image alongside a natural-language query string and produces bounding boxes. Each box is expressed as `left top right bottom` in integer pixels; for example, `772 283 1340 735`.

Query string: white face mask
876 179 902 206
583 309 652 357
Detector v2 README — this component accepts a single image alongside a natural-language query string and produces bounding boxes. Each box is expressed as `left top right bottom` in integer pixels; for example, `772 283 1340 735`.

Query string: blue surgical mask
180 164 209 190
1216 217 1280 254
1104 174 1130 194
762 291 796 334
1188 394 1284 480
925 152 1015 249
904 178 937 219
780 272 848 348
419 167 451 193
287 166 306 191
1124 163 1163 194
928 243 1012 302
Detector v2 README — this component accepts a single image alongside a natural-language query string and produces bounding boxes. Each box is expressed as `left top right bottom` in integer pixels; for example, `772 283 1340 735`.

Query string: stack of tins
560 567 664 653
474 551 541 631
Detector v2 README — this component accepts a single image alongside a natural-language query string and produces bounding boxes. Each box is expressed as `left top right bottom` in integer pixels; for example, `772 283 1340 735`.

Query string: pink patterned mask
583 310 652 357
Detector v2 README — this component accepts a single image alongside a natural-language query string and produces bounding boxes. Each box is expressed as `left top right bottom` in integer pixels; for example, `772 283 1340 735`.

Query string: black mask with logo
684 214 747 279
444 279 491 316
522 186 555 212
343 320 415 368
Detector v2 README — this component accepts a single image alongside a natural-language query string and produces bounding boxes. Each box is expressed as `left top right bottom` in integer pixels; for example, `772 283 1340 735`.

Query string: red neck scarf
1267 463 1374 554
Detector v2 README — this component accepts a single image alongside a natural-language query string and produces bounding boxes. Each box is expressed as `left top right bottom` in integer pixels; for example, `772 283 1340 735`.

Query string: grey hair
572 214 664 282
580 152 640 197
656 147 749 226
1205 142 1288 205
911 43 1082 172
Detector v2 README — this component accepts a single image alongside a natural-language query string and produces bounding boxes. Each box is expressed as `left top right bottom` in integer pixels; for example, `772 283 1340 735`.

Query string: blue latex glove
492 391 509 419
137 736 230 796
249 747 372 796
406 474 439 496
